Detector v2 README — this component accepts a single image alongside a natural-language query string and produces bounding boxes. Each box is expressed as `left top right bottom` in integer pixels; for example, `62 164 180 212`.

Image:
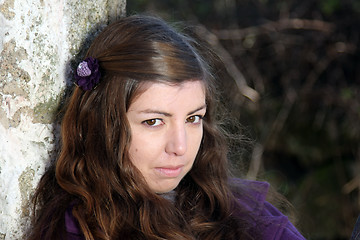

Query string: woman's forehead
128 80 206 112
139 79 205 91
131 80 206 101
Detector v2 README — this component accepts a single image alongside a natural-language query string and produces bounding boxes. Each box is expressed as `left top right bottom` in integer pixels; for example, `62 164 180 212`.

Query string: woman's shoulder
230 178 269 211
230 178 306 240
64 205 85 240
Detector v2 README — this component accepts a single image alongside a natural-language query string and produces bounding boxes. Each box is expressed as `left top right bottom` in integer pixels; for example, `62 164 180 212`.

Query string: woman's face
127 81 206 193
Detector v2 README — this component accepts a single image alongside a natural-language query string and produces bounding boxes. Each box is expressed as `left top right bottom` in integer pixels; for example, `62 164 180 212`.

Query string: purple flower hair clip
74 57 101 91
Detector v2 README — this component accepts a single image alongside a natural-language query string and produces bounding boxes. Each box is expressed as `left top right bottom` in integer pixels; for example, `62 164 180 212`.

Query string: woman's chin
150 180 180 194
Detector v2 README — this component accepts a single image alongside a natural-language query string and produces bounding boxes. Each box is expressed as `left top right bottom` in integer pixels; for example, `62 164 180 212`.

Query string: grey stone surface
0 0 125 238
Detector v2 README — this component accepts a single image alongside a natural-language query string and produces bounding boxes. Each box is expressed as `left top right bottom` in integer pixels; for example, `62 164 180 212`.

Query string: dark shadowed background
127 1 360 239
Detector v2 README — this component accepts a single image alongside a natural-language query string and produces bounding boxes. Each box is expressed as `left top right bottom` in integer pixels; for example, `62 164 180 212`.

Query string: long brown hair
28 15 253 240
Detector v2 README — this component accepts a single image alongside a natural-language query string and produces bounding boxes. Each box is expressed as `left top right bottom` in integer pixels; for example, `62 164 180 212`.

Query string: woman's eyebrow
187 104 207 115
138 104 207 117
138 109 172 117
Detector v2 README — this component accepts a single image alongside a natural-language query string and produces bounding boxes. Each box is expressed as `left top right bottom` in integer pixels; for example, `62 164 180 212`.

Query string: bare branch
247 143 264 180
343 175 360 194
195 24 260 102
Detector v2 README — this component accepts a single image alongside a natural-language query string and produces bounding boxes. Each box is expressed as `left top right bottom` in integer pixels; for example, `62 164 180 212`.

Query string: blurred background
127 0 360 239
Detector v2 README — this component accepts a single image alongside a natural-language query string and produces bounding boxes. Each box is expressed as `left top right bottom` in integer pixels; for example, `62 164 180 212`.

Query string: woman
28 15 306 240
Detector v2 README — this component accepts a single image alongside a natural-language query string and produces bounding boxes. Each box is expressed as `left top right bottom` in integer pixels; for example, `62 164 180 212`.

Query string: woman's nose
165 124 187 156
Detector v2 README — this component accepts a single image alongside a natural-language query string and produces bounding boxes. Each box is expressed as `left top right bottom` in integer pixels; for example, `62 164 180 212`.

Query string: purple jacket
65 179 306 239
230 179 306 239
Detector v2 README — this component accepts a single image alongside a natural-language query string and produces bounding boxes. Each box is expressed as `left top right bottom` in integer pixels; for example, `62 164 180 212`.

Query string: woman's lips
155 165 184 178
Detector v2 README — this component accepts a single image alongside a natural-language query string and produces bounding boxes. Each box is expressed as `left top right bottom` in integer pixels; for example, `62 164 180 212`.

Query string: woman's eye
186 115 202 124
143 119 163 126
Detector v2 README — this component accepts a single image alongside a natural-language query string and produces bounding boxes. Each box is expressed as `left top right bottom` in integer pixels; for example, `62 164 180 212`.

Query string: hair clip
74 57 101 91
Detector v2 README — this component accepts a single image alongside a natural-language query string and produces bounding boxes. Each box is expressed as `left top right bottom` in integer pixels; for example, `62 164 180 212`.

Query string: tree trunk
0 0 126 239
